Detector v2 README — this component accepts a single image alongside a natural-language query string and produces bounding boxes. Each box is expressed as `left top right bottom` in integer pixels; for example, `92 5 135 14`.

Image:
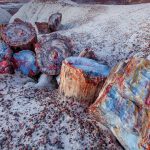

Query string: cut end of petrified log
59 57 110 105
1 20 37 52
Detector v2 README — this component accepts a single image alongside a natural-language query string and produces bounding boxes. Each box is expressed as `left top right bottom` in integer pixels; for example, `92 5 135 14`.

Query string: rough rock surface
10 1 150 67
0 73 123 149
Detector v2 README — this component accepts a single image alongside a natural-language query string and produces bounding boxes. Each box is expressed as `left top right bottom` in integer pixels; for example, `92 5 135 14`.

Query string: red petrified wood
1 19 37 52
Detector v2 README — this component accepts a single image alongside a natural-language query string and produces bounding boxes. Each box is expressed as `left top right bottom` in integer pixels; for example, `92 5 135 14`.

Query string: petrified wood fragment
79 48 97 60
48 13 62 32
60 57 110 105
89 57 150 150
1 19 37 52
35 34 73 89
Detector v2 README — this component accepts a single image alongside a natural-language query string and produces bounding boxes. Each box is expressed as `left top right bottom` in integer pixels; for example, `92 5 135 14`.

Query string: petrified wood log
59 57 110 105
35 33 73 76
89 57 150 150
48 13 62 32
1 19 37 52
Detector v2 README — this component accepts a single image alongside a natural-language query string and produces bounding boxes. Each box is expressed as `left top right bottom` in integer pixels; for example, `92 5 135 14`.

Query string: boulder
89 57 150 150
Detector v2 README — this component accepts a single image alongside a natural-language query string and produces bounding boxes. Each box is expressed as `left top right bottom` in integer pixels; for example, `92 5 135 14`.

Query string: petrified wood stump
1 19 37 52
60 57 110 105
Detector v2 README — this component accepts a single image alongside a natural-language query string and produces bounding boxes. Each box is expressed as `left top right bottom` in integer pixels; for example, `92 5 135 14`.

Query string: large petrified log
36 33 73 76
35 33 73 89
1 19 37 52
60 57 110 105
89 57 150 150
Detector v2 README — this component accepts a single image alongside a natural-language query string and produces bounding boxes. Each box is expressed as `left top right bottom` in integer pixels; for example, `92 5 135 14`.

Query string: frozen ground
0 73 123 149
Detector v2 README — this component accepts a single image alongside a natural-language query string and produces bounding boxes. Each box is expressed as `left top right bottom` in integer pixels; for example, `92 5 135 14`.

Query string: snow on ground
0 1 149 149
10 1 150 67
0 7 11 23
0 73 122 149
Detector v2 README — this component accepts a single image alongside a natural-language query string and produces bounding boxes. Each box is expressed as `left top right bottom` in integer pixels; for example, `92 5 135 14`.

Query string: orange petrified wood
59 57 110 105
